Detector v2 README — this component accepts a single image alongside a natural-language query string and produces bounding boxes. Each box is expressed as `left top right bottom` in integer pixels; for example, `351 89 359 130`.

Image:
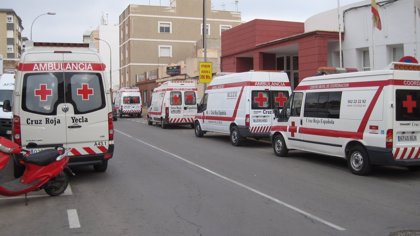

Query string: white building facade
306 0 420 71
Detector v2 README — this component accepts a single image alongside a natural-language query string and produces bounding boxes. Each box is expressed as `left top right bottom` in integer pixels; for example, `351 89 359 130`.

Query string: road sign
199 62 212 84
399 56 418 64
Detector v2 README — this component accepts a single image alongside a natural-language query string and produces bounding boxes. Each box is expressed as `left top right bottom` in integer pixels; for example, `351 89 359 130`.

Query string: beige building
119 0 241 87
0 9 23 72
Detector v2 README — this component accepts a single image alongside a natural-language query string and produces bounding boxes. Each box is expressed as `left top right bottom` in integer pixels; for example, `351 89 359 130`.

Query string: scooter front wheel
44 172 69 196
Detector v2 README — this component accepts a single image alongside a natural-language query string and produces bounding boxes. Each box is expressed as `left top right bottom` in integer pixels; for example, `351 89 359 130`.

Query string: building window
125 21 128 35
159 45 172 57
125 45 128 60
358 48 370 71
7 45 14 53
7 30 13 38
159 21 172 33
6 15 13 23
201 24 210 36
220 25 232 35
388 45 404 63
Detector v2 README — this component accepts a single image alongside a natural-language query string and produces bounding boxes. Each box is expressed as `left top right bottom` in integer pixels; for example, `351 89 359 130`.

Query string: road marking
0 184 73 201
67 209 81 229
116 129 346 231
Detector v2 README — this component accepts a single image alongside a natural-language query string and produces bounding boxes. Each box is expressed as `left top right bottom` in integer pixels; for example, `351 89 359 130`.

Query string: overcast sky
2 0 362 43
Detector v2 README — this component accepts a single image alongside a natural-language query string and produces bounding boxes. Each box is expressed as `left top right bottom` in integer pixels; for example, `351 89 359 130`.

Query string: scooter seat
25 149 60 166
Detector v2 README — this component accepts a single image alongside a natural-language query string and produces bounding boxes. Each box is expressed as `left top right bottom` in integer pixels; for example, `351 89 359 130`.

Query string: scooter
0 136 70 200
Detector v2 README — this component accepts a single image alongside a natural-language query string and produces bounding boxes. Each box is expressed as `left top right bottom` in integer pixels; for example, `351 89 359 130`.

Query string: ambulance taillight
12 115 21 146
386 129 393 149
245 114 250 127
165 107 169 118
108 112 114 141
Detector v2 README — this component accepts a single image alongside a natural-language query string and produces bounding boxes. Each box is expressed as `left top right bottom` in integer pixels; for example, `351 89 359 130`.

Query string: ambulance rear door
19 62 68 149
393 82 420 161
182 89 197 122
64 54 109 156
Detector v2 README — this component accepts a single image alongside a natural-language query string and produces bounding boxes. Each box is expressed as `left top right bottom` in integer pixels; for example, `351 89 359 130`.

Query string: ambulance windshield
396 90 420 121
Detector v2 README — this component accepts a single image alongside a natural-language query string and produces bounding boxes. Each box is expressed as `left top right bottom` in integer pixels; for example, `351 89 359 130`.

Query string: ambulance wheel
94 160 108 172
194 122 204 137
408 166 420 172
347 145 371 176
147 117 153 125
230 126 244 146
273 134 288 157
44 172 69 196
119 111 123 118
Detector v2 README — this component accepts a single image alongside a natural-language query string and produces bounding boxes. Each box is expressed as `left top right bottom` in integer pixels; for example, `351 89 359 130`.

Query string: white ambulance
114 88 142 118
0 73 15 137
147 80 198 128
8 42 114 172
194 71 291 146
271 63 420 175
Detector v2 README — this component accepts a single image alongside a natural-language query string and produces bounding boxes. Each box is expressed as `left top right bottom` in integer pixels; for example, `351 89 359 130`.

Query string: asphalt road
0 117 419 236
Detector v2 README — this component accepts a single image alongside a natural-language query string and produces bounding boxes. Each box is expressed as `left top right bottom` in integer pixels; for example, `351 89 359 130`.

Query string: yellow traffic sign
199 62 212 84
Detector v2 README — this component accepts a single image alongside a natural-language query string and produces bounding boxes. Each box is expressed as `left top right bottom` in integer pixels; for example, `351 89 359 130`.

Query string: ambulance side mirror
2 100 11 112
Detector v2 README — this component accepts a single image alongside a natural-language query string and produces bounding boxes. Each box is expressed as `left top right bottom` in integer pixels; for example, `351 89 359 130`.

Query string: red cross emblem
185 93 194 103
288 121 298 137
403 95 417 114
275 93 287 107
77 83 94 101
34 84 53 102
254 92 268 107
172 94 181 105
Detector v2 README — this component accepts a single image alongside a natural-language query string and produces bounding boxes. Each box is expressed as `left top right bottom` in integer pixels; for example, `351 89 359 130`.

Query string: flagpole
337 0 343 68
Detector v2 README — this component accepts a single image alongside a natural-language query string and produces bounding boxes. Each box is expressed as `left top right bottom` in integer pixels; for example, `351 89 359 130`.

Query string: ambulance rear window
272 91 289 109
252 91 270 109
123 96 140 104
68 73 105 114
184 91 196 105
396 90 420 121
170 91 182 105
22 73 62 115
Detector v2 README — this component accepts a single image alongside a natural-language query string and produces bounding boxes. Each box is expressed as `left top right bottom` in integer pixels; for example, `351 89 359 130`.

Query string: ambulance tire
94 160 108 172
147 117 153 125
347 145 372 176
230 126 244 146
273 134 288 157
194 122 204 137
408 166 420 172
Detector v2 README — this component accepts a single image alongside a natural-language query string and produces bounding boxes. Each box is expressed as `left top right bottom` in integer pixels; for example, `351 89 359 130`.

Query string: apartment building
119 0 241 87
0 9 23 72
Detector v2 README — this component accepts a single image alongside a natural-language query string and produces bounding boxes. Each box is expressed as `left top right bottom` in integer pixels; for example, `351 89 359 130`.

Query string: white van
194 71 291 146
148 80 198 128
0 73 15 137
115 88 142 118
7 42 114 172
271 63 420 175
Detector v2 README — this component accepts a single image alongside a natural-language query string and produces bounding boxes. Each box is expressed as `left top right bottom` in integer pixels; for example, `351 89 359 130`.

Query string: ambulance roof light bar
316 67 358 75
389 62 420 71
24 41 96 51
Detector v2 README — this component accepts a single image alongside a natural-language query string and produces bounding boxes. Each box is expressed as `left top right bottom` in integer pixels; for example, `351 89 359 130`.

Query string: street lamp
30 12 56 41
94 37 113 101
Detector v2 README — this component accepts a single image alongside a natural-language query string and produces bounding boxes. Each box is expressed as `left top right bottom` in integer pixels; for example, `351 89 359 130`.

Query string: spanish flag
371 0 382 30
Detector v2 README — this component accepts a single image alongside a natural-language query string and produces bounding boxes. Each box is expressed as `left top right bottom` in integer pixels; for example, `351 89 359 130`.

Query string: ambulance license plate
397 135 417 142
